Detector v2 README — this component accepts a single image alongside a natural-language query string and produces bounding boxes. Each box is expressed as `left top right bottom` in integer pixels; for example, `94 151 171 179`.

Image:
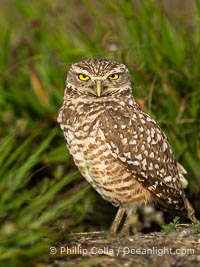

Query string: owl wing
98 106 189 213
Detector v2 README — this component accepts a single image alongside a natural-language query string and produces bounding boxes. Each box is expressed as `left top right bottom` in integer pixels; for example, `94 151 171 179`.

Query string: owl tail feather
185 198 196 222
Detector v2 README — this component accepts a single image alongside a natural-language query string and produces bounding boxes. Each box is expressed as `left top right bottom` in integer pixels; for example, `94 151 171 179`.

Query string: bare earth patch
47 224 200 267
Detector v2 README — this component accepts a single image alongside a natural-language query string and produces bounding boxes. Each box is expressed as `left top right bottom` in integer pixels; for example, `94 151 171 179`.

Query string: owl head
66 58 131 97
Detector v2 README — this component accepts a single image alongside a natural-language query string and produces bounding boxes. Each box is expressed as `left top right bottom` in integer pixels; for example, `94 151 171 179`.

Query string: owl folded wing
98 107 191 214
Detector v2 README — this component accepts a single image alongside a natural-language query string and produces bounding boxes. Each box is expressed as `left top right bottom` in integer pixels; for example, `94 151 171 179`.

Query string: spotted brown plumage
58 58 195 234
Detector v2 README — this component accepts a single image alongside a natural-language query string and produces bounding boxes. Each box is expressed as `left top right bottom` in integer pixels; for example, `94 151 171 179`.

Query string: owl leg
118 205 138 236
109 206 126 235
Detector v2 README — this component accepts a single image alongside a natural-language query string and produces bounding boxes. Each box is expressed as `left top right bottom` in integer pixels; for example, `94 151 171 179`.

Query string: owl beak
95 80 102 97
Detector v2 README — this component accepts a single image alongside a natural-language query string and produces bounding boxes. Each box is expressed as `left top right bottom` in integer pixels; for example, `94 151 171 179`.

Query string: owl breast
61 101 152 206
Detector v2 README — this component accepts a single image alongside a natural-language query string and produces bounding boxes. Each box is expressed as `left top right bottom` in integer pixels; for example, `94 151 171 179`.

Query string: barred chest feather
58 96 152 206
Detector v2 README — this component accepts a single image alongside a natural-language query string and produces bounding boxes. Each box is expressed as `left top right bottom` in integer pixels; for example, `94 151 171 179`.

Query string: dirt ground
46 224 200 267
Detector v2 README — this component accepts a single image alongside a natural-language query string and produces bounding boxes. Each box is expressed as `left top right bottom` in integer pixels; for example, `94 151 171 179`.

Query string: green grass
0 0 200 266
161 216 180 233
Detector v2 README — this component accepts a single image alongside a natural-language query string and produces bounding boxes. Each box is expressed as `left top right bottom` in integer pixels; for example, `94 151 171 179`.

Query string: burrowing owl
58 58 195 235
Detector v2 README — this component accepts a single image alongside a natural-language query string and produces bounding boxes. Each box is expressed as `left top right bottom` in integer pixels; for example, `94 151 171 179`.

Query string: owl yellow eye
78 74 90 81
108 73 119 80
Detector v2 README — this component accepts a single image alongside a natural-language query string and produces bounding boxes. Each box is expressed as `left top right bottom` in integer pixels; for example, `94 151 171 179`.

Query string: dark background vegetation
0 1 199 266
